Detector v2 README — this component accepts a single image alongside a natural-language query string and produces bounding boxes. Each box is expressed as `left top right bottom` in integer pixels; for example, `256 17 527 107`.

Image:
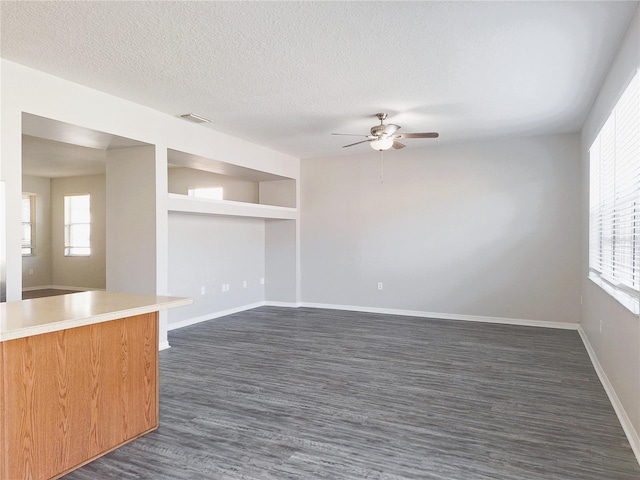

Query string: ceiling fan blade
383 123 400 135
331 133 371 137
342 139 372 148
395 132 439 139
392 141 406 149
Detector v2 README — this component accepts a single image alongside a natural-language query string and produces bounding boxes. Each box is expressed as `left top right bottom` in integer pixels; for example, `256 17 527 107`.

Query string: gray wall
580 6 640 445
301 133 581 324
167 214 265 327
21 175 52 288
50 174 106 289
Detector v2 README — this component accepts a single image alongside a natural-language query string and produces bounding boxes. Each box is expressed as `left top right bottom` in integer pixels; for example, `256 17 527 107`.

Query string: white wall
259 179 297 208
22 173 108 291
580 5 640 453
301 134 582 324
51 174 106 289
21 175 52 289
167 214 265 327
168 167 259 203
262 179 299 304
265 219 297 303
106 147 156 295
0 59 299 347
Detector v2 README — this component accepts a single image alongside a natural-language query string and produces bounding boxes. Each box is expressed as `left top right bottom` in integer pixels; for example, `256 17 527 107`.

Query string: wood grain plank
49 328 93 473
88 320 102 458
0 343 5 479
62 307 640 480
2 313 159 479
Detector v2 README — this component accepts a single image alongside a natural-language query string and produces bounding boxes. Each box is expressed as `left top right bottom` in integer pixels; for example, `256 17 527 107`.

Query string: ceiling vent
178 113 211 124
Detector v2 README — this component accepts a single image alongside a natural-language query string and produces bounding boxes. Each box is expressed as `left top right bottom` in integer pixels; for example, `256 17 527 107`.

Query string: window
64 194 91 256
589 70 640 314
22 193 35 255
188 187 223 200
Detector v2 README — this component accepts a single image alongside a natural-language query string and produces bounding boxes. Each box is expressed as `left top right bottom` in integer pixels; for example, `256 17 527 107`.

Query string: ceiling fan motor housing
371 125 385 137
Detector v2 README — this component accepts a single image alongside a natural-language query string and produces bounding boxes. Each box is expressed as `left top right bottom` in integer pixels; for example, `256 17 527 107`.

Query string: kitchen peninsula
0 291 191 479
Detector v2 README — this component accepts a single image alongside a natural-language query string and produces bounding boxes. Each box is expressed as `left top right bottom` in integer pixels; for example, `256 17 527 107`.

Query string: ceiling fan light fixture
370 137 394 151
335 112 439 150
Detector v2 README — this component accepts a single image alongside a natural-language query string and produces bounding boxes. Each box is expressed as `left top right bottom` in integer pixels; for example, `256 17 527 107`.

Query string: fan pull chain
380 150 384 184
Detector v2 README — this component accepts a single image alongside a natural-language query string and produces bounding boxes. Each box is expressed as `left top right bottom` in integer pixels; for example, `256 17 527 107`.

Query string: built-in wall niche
21 113 152 295
167 149 296 209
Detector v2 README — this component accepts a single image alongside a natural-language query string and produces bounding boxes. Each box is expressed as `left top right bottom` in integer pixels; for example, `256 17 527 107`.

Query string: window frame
64 193 91 257
588 69 640 314
21 193 35 256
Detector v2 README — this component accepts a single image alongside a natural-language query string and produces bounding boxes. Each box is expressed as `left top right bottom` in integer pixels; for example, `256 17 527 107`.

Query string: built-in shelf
167 193 297 220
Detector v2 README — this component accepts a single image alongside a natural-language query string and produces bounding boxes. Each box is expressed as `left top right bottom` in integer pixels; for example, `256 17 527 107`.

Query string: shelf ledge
167 193 297 220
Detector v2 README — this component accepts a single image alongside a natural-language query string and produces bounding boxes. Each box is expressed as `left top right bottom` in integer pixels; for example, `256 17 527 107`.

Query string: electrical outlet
28 269 34 275
243 280 247 288
200 286 205 295
377 282 383 291
260 277 265 285
221 284 226 292
226 283 230 291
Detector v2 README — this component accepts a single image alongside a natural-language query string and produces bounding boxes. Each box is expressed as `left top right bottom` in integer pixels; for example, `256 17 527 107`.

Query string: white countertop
0 291 192 342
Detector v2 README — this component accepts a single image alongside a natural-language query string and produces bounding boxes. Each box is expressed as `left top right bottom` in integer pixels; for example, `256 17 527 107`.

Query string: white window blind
64 194 91 256
21 193 35 255
589 70 640 314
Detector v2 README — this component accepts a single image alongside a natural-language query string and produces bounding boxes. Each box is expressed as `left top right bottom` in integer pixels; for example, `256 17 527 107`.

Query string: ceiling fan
332 113 439 151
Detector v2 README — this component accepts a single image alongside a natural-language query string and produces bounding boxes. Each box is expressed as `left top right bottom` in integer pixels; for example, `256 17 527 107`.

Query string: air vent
178 113 211 124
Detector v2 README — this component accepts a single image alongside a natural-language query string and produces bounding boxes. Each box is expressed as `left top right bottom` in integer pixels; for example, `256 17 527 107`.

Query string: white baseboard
299 302 579 330
578 326 640 465
167 302 267 331
22 284 104 292
54 285 105 292
159 341 171 351
22 285 51 292
168 300 578 332
264 301 300 308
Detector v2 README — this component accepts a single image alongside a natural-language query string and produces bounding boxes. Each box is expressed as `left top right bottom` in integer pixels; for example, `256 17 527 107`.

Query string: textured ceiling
2 1 638 159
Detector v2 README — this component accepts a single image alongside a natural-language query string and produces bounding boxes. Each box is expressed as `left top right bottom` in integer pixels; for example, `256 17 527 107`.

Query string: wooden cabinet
0 312 159 480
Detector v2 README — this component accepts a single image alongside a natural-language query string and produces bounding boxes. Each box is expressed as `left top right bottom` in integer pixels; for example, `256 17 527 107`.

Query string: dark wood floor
22 288 81 300
64 307 640 479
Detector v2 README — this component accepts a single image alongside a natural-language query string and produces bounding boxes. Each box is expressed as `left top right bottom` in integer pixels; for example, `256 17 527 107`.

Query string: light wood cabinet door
1 312 158 480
